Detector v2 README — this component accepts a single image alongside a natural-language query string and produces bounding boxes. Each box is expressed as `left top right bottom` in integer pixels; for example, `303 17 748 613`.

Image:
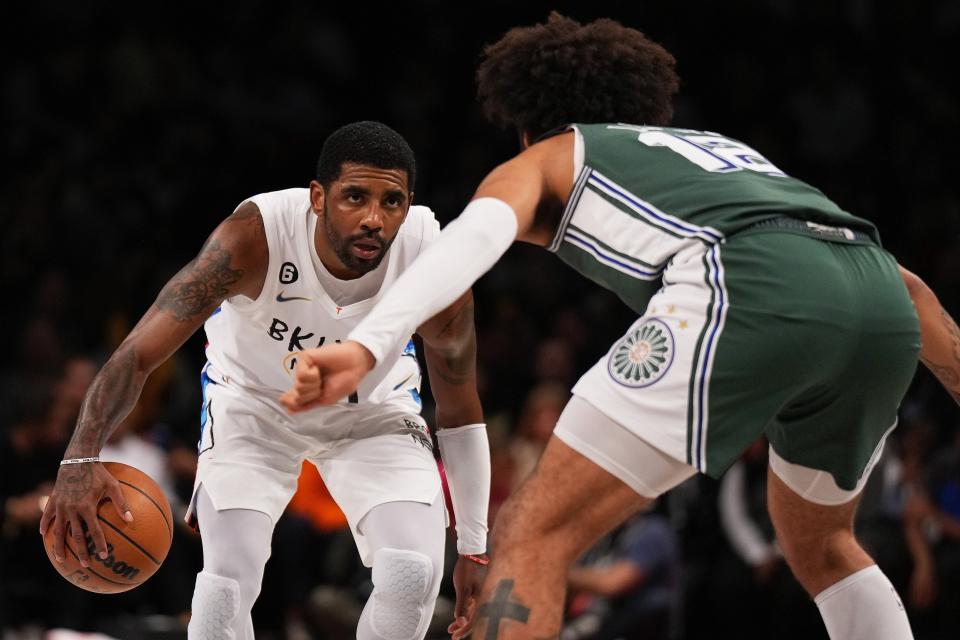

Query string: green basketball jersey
548 123 880 313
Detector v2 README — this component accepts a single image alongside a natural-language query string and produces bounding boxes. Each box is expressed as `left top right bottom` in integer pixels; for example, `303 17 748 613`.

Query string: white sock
815 565 914 640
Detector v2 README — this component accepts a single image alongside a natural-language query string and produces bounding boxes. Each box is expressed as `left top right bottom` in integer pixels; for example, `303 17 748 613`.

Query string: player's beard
322 204 393 276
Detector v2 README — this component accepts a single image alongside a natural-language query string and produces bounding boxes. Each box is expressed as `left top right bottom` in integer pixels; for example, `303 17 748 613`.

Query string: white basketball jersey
203 188 440 405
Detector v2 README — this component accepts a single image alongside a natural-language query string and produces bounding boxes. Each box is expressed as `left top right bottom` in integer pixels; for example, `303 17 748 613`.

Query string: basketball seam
63 538 133 586
97 515 162 566
118 479 173 542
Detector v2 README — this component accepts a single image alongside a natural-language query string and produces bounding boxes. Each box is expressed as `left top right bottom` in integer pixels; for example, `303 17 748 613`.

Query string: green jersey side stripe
548 166 592 253
686 249 716 467
566 223 663 272
588 171 725 244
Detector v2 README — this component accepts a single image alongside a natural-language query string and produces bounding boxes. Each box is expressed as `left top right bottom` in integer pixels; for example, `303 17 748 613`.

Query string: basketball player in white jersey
40 121 491 640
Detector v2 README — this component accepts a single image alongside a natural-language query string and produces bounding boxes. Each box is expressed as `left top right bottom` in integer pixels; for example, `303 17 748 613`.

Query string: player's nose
359 205 385 232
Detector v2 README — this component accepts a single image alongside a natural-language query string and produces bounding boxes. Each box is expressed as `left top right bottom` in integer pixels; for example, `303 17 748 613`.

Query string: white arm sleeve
348 197 518 363
437 423 491 555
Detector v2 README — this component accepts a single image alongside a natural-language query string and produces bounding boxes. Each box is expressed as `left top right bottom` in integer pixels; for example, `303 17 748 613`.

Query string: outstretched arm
40 202 267 567
899 266 960 405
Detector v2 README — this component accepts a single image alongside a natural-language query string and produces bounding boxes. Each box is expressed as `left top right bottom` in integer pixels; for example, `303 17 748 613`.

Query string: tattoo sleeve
62 212 254 464
63 346 143 456
59 345 146 500
156 238 244 322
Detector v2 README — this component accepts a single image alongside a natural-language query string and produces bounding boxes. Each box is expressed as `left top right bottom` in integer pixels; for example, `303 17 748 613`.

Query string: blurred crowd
2 1 959 639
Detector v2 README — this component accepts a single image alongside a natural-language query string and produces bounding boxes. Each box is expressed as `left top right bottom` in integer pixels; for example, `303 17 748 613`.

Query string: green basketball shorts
569 224 920 492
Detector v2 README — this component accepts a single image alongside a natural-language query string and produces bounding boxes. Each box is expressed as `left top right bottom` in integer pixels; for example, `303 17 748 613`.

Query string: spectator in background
563 504 681 640
49 357 98 429
904 426 960 640
713 439 819 639
1 383 77 632
854 407 937 605
533 337 577 389
485 413 519 526
718 439 781 587
508 382 569 491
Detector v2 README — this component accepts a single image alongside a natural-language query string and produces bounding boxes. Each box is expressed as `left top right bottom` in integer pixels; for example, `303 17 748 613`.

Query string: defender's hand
279 341 375 412
448 554 488 640
39 462 134 568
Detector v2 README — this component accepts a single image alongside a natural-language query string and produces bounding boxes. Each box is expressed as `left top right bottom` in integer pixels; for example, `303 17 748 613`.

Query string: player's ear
309 180 326 214
521 131 533 149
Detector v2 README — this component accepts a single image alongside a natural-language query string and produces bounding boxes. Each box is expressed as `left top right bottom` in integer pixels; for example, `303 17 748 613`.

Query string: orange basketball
43 462 174 594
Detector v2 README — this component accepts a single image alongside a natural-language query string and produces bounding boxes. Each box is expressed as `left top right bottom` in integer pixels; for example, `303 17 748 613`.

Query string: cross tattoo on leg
477 579 531 639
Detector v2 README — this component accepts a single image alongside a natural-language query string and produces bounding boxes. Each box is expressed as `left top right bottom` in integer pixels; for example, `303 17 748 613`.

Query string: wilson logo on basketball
84 537 141 580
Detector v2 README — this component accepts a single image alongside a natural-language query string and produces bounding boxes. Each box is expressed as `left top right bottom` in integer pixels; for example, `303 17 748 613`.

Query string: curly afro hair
477 13 679 141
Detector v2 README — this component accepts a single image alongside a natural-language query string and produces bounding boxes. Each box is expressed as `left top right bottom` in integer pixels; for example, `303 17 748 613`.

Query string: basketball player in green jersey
282 14 960 640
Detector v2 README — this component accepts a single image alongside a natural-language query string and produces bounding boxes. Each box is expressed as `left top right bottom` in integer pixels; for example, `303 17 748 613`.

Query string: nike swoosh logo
276 290 312 303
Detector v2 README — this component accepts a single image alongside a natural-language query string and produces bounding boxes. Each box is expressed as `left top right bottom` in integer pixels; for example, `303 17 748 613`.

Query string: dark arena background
2 1 958 639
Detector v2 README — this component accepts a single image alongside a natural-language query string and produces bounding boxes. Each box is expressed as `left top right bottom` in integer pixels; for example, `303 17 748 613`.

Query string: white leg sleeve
356 498 446 640
190 485 274 640
188 572 241 640
368 548 434 640
815 565 914 640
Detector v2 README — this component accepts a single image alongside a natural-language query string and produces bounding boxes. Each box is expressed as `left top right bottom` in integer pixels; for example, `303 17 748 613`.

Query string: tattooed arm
899 266 960 405
418 290 483 428
40 202 267 567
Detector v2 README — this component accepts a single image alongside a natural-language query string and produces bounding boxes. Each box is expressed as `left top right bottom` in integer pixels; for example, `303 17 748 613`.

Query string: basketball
42 462 174 594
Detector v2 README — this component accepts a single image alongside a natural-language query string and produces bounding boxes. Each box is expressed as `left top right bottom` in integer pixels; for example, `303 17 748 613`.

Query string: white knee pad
188 571 241 640
370 548 434 640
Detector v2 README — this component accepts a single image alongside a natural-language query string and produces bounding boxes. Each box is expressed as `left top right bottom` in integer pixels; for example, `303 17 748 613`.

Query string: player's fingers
82 506 110 560
288 388 321 411
283 392 318 413
294 352 322 378
451 618 469 640
279 390 296 409
281 377 322 406
294 364 320 386
39 494 56 536
107 480 134 523
293 378 322 398
69 514 91 567
51 506 66 563
297 348 321 369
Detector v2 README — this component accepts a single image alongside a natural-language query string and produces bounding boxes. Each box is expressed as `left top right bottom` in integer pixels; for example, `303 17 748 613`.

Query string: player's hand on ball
448 554 488 640
39 461 134 569
280 341 375 412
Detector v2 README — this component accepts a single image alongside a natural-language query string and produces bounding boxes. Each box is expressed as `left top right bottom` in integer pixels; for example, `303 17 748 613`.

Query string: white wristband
60 457 100 465
438 423 491 555
349 197 518 364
